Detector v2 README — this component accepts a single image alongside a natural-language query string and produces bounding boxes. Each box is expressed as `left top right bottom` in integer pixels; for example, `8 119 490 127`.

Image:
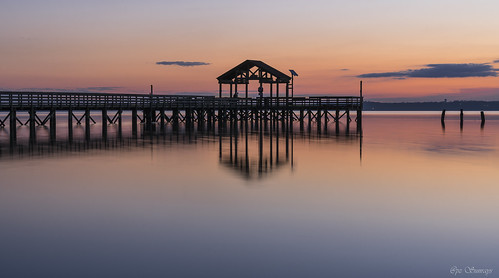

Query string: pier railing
0 92 362 111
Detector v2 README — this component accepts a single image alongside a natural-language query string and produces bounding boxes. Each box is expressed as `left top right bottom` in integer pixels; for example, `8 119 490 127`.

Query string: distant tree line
364 101 499 111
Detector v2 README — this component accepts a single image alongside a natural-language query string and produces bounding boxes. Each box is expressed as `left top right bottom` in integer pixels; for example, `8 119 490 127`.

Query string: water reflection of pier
218 116 361 179
0 116 362 179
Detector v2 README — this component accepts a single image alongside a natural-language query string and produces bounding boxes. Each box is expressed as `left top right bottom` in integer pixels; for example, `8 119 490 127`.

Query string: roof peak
217 60 291 84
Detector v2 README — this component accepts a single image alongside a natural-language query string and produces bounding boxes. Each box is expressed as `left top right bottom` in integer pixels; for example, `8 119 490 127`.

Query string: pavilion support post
230 83 233 98
219 83 222 98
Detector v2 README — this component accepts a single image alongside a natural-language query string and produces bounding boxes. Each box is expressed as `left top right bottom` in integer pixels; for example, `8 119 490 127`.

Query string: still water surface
0 112 498 277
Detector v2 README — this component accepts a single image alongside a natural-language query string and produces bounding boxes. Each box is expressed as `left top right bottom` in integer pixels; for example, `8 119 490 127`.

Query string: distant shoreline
364 101 499 111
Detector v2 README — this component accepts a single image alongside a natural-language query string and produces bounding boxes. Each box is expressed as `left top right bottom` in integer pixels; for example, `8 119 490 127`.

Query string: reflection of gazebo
217 60 292 99
218 123 293 180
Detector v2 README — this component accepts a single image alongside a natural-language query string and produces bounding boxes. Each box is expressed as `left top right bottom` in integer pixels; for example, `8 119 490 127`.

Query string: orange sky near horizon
1 0 498 101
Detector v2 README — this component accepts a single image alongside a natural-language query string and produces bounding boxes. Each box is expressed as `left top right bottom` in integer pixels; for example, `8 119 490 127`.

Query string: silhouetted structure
217 60 292 99
1 62 362 143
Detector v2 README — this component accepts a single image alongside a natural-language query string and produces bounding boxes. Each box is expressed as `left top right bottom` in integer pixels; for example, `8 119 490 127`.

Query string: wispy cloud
156 61 211 67
6 88 79 92
358 63 498 79
83 86 122 92
0 87 124 93
493 59 499 63
340 68 349 71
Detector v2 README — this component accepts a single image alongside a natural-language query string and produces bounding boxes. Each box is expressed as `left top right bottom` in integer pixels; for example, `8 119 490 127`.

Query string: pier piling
1 91 363 140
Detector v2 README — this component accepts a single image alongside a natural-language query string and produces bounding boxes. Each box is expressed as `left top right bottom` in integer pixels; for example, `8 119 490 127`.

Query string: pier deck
1 91 363 142
0 92 361 111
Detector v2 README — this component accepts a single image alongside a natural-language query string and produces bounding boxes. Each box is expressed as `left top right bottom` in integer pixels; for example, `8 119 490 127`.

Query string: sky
1 0 499 101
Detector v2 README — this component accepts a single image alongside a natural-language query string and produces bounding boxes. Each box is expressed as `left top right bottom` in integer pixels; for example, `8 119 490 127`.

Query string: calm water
0 112 498 278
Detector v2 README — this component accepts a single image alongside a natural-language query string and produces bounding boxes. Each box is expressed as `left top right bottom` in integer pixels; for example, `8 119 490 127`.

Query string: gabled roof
217 60 291 84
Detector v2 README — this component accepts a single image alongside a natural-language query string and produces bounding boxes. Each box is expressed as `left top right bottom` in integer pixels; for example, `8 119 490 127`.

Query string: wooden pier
1 60 364 143
0 91 363 143
0 110 362 179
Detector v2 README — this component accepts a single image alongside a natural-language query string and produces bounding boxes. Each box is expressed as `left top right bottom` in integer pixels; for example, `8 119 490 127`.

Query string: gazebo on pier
217 60 292 99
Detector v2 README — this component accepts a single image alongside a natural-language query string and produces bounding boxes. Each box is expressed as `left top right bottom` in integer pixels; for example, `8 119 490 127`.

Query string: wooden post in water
460 109 464 129
172 108 179 131
276 81 279 123
68 107 73 142
481 111 485 128
357 81 363 133
118 108 122 138
85 108 91 140
300 109 304 130
346 109 351 134
317 110 322 133
308 110 312 132
186 108 192 128
50 108 56 142
245 83 249 120
102 108 107 140
160 108 165 132
132 108 137 137
29 108 36 143
10 108 16 143
441 109 446 124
